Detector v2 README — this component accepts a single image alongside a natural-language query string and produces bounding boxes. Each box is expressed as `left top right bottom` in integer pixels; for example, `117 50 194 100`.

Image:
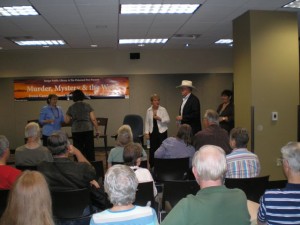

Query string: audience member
176 80 201 135
155 124 195 167
123 142 157 197
65 89 100 161
193 109 231 154
161 145 250 225
0 135 21 189
90 165 159 225
0 171 55 225
15 122 53 166
258 142 300 225
39 94 64 146
217 89 234 133
145 94 170 168
107 125 147 168
226 127 260 178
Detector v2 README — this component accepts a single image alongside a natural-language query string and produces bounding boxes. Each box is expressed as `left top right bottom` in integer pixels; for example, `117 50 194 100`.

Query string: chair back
134 181 155 207
90 161 104 183
96 118 108 136
267 179 287 189
51 188 91 219
153 158 189 182
15 165 37 171
224 175 270 203
123 114 144 144
162 180 199 211
0 189 9 217
112 161 148 169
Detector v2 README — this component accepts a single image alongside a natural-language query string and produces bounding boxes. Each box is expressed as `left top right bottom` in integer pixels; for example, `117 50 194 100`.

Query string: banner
14 77 129 101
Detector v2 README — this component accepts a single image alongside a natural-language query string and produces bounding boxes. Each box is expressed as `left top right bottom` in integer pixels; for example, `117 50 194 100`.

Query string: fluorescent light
215 39 233 44
283 0 300 8
0 6 39 16
119 39 168 44
121 4 200 14
13 40 65 46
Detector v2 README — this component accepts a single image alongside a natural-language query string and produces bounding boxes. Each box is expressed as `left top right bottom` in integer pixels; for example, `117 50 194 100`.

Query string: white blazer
144 105 170 134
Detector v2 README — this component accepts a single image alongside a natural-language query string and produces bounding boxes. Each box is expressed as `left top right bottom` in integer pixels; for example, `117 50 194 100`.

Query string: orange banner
14 77 129 101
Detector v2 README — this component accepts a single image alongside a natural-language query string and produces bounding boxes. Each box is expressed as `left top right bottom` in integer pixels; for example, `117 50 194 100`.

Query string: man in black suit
176 80 201 135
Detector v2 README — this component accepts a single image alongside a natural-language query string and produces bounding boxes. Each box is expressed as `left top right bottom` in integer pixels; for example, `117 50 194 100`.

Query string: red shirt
0 165 22 189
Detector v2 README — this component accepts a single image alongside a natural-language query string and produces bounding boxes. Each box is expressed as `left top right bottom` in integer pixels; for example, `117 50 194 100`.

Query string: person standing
65 89 99 161
216 89 234 133
39 94 64 146
144 94 170 168
176 80 201 135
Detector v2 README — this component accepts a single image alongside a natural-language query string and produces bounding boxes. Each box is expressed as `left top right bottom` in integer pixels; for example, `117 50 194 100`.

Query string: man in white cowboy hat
176 80 201 135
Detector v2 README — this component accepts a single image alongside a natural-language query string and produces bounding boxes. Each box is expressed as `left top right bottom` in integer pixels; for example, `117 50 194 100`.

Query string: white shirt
180 93 191 116
144 105 170 134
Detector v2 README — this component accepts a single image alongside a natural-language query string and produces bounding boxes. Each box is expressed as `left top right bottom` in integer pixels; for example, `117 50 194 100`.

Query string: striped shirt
225 148 260 178
90 205 159 225
258 183 300 225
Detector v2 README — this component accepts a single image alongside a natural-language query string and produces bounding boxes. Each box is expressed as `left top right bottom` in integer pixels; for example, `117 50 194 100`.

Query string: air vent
172 34 200 40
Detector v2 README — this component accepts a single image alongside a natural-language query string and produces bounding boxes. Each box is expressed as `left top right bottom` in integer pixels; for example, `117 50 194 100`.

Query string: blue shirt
39 105 64 136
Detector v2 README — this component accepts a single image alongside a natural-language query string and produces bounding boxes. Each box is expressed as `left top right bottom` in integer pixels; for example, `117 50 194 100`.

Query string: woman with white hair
90 165 158 225
15 122 53 166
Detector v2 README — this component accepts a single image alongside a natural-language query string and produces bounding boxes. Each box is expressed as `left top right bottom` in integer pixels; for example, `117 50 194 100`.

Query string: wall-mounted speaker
130 52 140 60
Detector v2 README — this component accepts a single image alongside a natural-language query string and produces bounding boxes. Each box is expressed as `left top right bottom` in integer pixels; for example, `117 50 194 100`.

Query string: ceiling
0 0 299 50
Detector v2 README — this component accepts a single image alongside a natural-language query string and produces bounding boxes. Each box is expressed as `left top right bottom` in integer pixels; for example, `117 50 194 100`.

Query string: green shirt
161 185 250 225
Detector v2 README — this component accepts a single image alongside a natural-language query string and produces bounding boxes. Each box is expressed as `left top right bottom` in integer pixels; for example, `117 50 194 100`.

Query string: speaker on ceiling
130 52 140 60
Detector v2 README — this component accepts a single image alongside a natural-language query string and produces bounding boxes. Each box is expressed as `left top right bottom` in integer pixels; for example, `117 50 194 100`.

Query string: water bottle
146 139 150 149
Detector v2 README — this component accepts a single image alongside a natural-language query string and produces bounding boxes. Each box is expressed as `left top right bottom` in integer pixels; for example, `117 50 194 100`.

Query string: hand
145 133 150 139
154 115 161 121
176 116 182 121
90 180 100 189
67 145 77 155
95 132 100 138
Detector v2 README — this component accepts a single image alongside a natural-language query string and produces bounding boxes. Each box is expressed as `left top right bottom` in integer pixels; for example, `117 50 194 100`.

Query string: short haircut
192 145 227 181
0 135 9 158
281 142 300 172
123 143 143 166
71 89 85 102
150 94 160 102
230 127 249 148
176 124 193 146
104 165 138 206
46 94 58 104
25 122 40 138
221 89 233 97
47 131 68 156
203 109 219 125
117 125 133 146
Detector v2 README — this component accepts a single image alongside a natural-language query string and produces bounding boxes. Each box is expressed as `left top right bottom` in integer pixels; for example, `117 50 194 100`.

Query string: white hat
176 80 196 89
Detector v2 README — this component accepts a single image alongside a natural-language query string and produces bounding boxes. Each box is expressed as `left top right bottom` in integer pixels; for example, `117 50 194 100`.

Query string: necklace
51 107 60 119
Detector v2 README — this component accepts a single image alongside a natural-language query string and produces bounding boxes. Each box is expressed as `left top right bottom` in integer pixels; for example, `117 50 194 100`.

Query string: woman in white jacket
145 94 170 168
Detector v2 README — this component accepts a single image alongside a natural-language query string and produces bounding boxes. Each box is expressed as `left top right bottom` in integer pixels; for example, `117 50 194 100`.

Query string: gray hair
192 145 227 181
203 109 219 125
25 122 40 138
104 164 138 206
281 142 300 172
47 131 69 156
117 125 133 146
230 127 249 148
0 135 9 158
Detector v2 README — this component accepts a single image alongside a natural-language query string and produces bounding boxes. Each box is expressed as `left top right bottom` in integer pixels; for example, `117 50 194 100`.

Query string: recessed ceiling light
91 44 98 48
121 4 200 14
13 40 65 46
283 0 300 8
215 39 233 44
119 39 168 44
0 6 39 16
138 44 145 47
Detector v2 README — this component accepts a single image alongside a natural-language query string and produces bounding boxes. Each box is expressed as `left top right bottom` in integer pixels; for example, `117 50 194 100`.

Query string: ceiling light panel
215 39 233 44
0 6 39 16
121 4 200 14
283 0 300 8
13 40 65 46
119 38 168 44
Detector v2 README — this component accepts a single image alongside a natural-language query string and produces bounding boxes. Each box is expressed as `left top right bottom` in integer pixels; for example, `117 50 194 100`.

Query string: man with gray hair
161 145 250 225
193 109 231 154
258 142 300 225
0 135 21 189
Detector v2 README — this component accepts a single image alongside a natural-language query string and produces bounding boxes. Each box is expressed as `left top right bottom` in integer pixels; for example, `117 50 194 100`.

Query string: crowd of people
1 80 300 225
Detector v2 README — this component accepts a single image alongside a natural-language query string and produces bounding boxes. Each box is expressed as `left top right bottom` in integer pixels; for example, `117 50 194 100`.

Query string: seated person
226 127 260 178
90 164 158 225
258 142 300 225
160 145 250 225
0 135 21 189
154 124 195 167
108 125 147 168
123 142 157 197
37 131 109 211
15 122 53 166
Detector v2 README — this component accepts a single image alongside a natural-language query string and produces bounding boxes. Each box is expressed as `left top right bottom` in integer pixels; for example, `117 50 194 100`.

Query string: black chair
224 175 270 203
15 165 37 171
267 179 287 189
90 161 104 183
51 188 92 223
153 158 190 182
112 160 148 169
0 189 9 217
134 181 155 207
94 118 108 160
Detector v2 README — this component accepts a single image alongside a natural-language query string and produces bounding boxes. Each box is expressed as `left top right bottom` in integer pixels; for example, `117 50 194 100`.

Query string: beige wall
0 48 233 149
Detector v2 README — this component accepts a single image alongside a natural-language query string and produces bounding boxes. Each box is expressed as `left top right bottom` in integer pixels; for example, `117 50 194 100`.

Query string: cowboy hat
176 80 196 89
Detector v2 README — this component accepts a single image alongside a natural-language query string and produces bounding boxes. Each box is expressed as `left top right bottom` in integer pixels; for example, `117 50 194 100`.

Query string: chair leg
104 137 108 168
